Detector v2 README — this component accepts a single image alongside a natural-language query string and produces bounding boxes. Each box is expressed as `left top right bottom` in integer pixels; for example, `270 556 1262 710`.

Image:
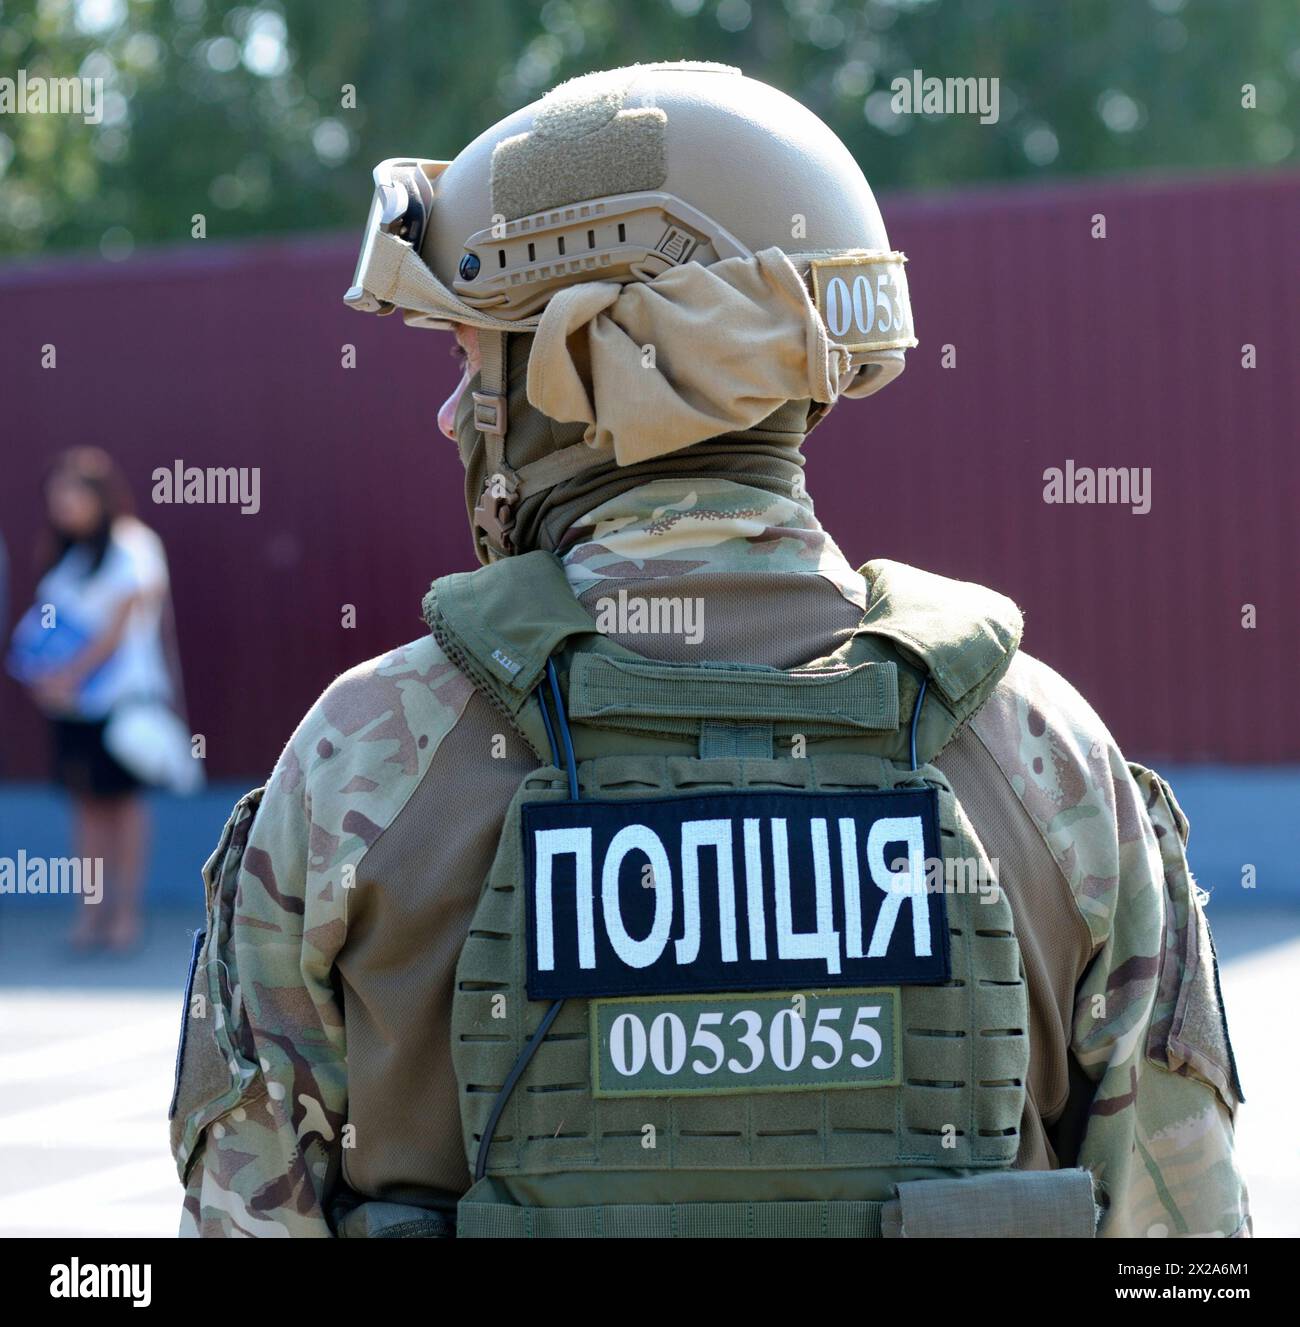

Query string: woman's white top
36 517 173 720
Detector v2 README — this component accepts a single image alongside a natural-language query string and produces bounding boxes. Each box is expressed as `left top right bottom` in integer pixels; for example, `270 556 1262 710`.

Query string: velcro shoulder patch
808 252 918 354
523 788 949 1000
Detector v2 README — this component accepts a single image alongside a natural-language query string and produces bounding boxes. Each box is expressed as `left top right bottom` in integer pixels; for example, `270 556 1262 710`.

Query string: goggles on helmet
343 154 757 331
344 157 449 320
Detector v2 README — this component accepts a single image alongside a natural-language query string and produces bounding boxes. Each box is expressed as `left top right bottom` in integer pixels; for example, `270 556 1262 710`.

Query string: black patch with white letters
523 788 949 1000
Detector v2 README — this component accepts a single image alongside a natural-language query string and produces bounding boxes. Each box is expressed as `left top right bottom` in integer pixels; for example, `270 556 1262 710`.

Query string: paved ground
0 903 200 1238
0 900 1296 1238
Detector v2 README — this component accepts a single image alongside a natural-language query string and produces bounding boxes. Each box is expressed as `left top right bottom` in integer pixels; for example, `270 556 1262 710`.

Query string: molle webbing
456 1166 1098 1238
458 1191 886 1238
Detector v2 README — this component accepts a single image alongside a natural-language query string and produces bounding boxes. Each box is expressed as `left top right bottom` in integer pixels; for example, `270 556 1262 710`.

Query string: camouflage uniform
171 478 1249 1238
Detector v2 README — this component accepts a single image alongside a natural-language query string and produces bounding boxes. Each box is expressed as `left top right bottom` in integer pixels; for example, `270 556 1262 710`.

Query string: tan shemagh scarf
525 246 854 465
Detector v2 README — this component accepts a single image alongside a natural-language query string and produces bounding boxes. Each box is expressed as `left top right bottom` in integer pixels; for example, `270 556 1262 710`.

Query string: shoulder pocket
1131 763 1244 1109
169 786 269 1182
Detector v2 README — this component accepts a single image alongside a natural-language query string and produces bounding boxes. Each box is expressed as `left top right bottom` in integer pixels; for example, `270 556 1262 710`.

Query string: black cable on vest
536 679 561 768
474 996 564 1183
909 675 928 771
474 655 577 1185
546 657 579 801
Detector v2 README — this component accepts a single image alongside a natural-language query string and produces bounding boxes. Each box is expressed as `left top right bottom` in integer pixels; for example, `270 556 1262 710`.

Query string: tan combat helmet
345 61 917 558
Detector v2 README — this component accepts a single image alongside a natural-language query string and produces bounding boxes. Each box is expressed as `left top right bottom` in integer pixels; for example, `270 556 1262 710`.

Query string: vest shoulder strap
856 558 1022 727
423 550 598 719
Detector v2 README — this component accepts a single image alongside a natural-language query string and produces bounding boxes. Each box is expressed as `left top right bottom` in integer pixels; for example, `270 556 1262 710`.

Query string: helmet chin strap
470 329 516 560
471 328 510 438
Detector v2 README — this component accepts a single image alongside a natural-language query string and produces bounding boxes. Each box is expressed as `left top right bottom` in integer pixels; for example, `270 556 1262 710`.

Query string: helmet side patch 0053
808 252 918 355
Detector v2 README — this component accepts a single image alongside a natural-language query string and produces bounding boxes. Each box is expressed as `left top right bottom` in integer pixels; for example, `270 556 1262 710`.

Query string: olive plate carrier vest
420 552 1098 1238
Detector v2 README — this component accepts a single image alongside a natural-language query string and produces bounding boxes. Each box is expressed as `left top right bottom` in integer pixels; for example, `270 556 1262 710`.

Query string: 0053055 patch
522 787 948 1000
590 988 901 1097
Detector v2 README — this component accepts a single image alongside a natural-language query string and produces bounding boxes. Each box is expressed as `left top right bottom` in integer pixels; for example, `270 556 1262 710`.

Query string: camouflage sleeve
171 714 348 1236
1072 761 1249 1237
171 635 476 1236
972 653 1250 1238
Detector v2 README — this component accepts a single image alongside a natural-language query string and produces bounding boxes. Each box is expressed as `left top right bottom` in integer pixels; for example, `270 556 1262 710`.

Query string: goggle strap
368 231 537 333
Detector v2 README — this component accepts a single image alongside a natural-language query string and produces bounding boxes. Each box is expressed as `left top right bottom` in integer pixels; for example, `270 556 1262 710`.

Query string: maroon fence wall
1 169 1296 779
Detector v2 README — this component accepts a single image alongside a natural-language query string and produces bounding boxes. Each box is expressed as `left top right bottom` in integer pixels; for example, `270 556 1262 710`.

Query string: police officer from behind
171 63 1248 1239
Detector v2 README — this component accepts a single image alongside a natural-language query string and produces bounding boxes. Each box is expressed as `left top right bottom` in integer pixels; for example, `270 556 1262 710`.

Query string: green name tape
591 988 901 1097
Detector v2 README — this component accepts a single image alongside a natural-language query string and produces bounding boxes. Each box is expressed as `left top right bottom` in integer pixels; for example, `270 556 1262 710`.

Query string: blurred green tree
0 0 1295 259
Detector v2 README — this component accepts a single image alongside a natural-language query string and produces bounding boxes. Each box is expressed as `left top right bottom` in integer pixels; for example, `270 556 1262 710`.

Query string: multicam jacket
171 478 1249 1238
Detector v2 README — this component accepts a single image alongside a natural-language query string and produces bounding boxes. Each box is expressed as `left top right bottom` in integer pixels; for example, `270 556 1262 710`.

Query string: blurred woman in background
16 448 175 953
